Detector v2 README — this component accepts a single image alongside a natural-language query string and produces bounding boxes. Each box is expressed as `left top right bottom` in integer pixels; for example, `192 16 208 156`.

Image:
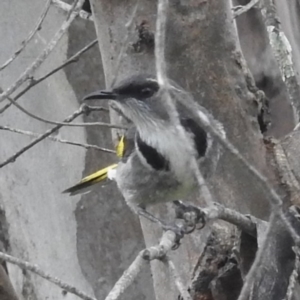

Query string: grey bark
1 0 300 299
89 0 278 299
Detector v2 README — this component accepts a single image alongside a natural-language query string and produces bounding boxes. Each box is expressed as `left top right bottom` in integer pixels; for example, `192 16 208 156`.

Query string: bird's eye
140 88 153 98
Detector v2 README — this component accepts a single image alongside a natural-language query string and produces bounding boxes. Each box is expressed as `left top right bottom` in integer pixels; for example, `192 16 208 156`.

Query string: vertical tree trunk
90 0 278 298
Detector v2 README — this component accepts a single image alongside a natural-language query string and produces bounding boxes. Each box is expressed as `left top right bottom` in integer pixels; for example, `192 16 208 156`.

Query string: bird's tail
63 164 118 196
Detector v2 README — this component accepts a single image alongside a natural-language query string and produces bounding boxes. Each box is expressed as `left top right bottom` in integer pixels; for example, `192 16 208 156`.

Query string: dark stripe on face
136 133 170 171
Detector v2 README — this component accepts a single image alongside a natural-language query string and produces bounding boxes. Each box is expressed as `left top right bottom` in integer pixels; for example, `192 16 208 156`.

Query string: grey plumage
83 74 225 213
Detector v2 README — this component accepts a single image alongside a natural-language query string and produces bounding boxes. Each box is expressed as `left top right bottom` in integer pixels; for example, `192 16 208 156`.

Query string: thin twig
0 125 115 154
142 230 177 260
0 92 125 128
52 0 93 21
285 247 300 300
0 42 122 129
104 252 148 300
232 0 260 18
0 105 85 169
0 39 98 114
164 256 192 300
109 0 140 88
155 0 214 206
104 230 177 300
66 0 80 20
0 0 85 103
260 0 300 122
0 0 52 72
0 251 96 300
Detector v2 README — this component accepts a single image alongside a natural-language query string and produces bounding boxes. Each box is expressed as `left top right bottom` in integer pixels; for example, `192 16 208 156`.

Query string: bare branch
109 0 140 88
285 247 300 300
232 0 260 19
0 125 115 154
237 211 290 300
155 0 214 206
0 93 125 129
104 252 148 300
142 230 176 260
0 0 85 103
0 38 121 130
104 230 177 300
0 105 85 169
164 256 192 300
0 39 98 114
52 0 93 21
174 200 257 236
203 203 257 237
0 251 96 300
0 0 52 72
260 0 300 123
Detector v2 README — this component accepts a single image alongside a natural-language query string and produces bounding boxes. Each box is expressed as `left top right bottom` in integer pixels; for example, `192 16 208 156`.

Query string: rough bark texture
90 0 276 299
2 0 300 299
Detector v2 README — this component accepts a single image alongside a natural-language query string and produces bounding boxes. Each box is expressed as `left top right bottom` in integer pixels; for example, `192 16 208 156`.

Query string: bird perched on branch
64 74 224 227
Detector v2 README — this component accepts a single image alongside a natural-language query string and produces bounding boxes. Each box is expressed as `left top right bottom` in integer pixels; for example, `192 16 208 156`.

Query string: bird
64 74 224 228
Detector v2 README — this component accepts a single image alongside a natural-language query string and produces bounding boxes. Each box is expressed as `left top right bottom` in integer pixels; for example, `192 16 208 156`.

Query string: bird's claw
162 222 191 250
173 200 206 229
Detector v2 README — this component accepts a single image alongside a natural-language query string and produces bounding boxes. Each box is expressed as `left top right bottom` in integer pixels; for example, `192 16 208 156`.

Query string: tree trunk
90 0 279 299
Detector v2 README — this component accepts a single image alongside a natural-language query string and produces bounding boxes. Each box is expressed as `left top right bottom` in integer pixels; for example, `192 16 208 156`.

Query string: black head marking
113 74 160 100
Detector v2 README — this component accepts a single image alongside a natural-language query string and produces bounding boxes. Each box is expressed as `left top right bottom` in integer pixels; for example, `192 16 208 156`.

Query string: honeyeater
64 74 224 220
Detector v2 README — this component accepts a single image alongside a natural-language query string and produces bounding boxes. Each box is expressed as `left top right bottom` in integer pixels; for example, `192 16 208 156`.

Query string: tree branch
232 0 260 19
260 0 300 123
0 0 85 103
105 230 177 300
0 104 85 169
0 39 99 114
0 251 96 300
0 125 115 154
285 247 300 300
0 91 125 129
52 0 93 21
109 0 140 88
174 200 257 237
204 203 257 237
0 0 52 72
163 256 192 300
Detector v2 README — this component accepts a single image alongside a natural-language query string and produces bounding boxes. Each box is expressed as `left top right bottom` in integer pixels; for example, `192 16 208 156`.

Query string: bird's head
83 74 170 128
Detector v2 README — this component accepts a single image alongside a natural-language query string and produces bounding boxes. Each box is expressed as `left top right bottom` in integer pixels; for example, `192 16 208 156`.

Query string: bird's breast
138 126 196 183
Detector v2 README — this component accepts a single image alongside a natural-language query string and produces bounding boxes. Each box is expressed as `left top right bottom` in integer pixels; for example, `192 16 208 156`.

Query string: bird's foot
137 208 188 249
137 208 168 227
173 200 206 231
162 222 187 250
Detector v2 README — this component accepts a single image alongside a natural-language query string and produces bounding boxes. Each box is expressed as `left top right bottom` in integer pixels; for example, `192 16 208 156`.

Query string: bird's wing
63 126 136 196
